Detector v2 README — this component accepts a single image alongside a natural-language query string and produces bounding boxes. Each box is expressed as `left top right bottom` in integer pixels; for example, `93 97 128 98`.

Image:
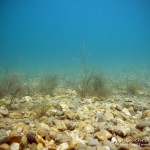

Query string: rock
28 143 37 150
9 112 22 119
35 134 50 148
37 129 47 138
0 122 6 129
49 128 58 139
97 146 111 150
0 136 9 144
22 124 30 134
39 116 48 123
0 143 10 150
37 143 44 150
36 123 50 131
122 108 131 116
104 111 114 120
73 142 88 150
78 121 87 130
66 122 76 130
0 114 3 119
65 110 76 120
86 137 101 146
9 131 22 143
20 136 28 149
142 110 150 117
136 121 150 129
59 103 69 111
10 142 19 150
53 120 67 131
57 142 69 150
95 130 112 141
55 133 71 144
0 129 8 137
109 125 131 137
26 130 36 144
102 140 117 150
24 96 32 101
0 108 9 116
95 111 104 122
118 145 129 150
84 124 95 134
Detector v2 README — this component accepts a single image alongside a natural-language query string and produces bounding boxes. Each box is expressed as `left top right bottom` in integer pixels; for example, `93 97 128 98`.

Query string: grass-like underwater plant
39 74 59 96
91 74 109 98
0 70 33 109
34 101 50 119
75 45 109 98
126 82 140 96
76 69 93 98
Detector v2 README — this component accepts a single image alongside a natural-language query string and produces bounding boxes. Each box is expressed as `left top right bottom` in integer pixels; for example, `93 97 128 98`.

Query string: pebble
9 112 22 119
84 124 95 133
57 142 69 150
142 110 150 117
0 143 10 150
104 111 114 120
20 136 28 149
37 143 44 150
136 121 150 129
86 137 101 146
26 130 36 144
0 108 9 116
109 125 131 137
8 131 22 143
95 130 112 141
10 142 19 150
53 120 67 131
102 140 117 150
0 87 149 149
55 133 71 143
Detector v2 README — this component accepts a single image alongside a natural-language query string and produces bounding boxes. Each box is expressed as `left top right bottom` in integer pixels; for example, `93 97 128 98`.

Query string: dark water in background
0 0 150 78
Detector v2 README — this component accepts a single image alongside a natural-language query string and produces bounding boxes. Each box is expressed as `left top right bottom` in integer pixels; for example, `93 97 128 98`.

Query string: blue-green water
0 0 150 76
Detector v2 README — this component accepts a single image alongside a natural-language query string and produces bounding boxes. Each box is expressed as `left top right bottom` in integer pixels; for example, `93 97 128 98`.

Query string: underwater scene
0 0 150 149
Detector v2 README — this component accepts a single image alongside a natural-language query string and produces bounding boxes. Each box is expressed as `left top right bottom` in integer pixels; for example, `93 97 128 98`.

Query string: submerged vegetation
91 74 109 97
126 82 140 96
33 100 50 118
74 46 109 98
0 56 146 106
39 74 59 96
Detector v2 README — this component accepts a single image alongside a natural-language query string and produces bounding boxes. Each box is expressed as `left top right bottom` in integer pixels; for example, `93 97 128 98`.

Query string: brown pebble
20 136 28 149
0 143 10 150
9 131 22 144
27 131 36 144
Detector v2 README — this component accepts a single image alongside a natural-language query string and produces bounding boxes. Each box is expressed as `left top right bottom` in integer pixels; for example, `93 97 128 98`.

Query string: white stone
122 108 131 116
10 142 19 150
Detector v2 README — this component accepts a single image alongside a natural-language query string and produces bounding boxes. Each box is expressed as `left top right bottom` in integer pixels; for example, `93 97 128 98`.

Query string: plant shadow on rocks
39 74 59 97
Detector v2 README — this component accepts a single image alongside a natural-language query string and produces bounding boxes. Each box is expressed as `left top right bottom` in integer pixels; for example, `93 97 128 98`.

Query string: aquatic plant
75 45 94 98
91 74 109 97
0 85 5 99
76 69 93 98
39 74 59 96
126 82 139 96
34 101 50 118
0 71 32 110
